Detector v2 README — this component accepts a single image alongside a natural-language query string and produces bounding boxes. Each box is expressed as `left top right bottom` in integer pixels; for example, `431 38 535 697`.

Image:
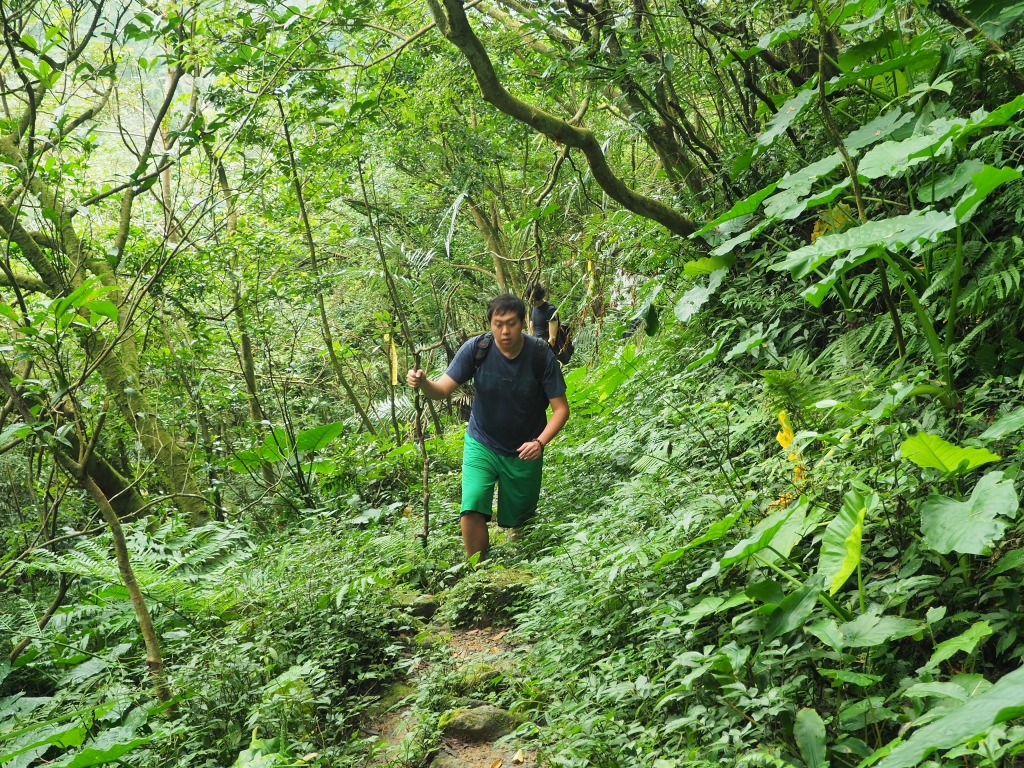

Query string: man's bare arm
406 369 460 400
547 315 559 346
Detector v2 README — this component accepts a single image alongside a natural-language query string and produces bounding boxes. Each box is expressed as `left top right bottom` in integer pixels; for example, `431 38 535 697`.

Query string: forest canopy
4 0 1024 766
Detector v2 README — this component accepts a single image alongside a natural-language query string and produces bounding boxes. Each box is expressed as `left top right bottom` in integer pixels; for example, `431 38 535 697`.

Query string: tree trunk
466 195 508 291
278 101 378 435
426 0 696 237
81 474 173 706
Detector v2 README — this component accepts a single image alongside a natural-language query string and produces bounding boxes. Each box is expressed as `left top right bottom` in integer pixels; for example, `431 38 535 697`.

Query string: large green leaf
857 127 960 180
755 12 812 50
954 165 1022 222
776 152 844 195
0 721 89 764
295 421 345 452
818 490 876 595
754 497 809 567
875 665 1024 768
763 582 820 644
845 109 914 152
981 407 1024 440
711 221 770 256
674 269 725 323
925 621 992 671
959 1 1024 41
989 549 1024 576
258 428 292 462
693 185 777 237
772 210 956 279
50 725 151 767
683 254 736 276
920 471 1018 555
228 449 262 474
795 708 828 768
82 300 118 324
758 89 816 148
688 499 807 590
806 618 844 653
839 611 924 648
819 668 882 687
954 94 1024 148
829 50 941 93
904 682 969 702
801 248 879 307
900 432 1000 474
839 30 901 71
918 159 984 203
655 511 740 570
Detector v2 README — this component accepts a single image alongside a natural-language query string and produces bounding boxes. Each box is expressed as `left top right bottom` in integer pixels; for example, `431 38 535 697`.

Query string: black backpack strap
471 332 493 373
531 336 550 385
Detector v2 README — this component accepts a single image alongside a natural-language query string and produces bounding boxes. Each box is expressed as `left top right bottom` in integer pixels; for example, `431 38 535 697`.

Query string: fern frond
849 272 880 308
921 260 954 303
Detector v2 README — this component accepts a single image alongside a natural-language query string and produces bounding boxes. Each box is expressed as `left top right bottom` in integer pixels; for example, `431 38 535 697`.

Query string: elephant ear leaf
762 582 819 645
901 432 1000 475
296 421 345 452
920 472 1018 555
818 491 877 595
795 708 828 768
981 407 1024 440
875 664 1024 768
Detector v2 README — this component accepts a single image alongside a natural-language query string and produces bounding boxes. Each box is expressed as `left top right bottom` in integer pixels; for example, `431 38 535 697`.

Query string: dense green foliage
4 0 1024 765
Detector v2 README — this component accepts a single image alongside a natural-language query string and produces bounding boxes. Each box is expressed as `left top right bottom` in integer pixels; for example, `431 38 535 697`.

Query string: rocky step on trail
367 569 539 767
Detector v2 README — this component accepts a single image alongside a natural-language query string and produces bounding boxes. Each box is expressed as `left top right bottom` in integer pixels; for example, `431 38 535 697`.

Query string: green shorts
461 433 543 528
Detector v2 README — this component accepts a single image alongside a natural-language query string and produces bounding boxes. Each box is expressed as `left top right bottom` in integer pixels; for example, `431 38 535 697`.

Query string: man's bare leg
461 512 489 560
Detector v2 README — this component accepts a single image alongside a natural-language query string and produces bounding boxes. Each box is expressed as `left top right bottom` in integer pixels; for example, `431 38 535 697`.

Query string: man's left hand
517 440 543 460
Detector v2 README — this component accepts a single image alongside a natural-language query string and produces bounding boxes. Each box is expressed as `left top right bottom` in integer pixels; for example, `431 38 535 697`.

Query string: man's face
490 311 524 350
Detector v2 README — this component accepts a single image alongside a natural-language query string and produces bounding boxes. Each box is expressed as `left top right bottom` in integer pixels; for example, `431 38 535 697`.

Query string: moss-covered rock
394 591 440 619
439 704 518 742
366 681 416 719
454 662 500 694
439 568 533 628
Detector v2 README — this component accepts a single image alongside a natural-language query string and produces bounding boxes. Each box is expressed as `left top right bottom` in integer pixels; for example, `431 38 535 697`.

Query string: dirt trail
368 625 538 768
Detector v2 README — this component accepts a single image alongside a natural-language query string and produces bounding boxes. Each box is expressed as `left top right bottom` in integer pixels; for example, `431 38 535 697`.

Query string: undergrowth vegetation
5 0 1024 766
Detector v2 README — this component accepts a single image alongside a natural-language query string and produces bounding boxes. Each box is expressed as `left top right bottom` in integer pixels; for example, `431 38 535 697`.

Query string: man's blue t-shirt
445 335 567 457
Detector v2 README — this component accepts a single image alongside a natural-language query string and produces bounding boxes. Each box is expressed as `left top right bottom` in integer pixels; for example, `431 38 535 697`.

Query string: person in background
526 282 559 348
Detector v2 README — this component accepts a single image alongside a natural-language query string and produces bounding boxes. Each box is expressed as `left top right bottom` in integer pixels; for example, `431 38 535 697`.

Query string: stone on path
430 756 469 768
394 592 440 619
455 661 499 694
441 568 532 628
440 704 518 742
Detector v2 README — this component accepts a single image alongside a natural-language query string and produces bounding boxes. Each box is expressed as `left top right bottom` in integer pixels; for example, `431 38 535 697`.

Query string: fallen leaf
493 631 507 641
512 749 525 764
491 760 503 768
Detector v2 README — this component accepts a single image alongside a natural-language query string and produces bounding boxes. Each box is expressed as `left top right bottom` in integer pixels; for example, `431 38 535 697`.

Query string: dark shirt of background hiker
526 282 558 347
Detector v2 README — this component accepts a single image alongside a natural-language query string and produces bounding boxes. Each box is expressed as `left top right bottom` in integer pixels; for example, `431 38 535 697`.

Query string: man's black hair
525 282 547 302
487 294 526 321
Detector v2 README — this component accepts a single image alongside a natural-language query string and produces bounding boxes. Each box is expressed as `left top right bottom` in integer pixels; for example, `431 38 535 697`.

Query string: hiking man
526 282 559 348
406 294 569 559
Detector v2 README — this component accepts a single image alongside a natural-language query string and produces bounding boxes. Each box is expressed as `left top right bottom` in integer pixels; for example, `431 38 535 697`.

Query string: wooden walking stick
357 158 435 547
412 348 432 548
